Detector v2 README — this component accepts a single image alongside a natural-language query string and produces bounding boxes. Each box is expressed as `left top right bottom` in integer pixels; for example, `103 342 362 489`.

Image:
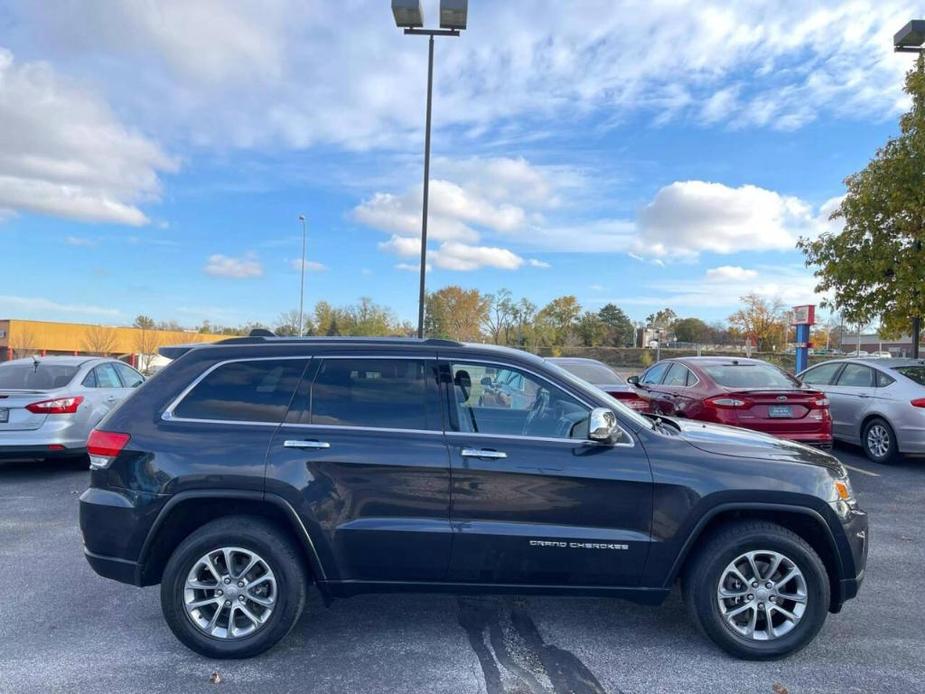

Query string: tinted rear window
306 358 439 430
701 364 797 388
0 362 79 390
554 361 623 384
895 366 925 386
173 359 307 423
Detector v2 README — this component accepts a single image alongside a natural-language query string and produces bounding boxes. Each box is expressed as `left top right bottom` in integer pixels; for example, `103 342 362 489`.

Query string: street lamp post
894 20 925 358
392 1 468 338
298 214 307 337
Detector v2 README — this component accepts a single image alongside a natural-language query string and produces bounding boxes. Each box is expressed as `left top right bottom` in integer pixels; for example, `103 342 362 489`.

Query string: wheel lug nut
224 578 231 584
769 596 776 603
224 600 231 607
758 602 764 609
765 582 773 589
216 590 223 596
747 594 754 601
751 582 758 588
238 581 244 588
239 595 246 602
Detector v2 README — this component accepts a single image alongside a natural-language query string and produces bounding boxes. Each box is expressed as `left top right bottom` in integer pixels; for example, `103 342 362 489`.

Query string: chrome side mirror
589 407 617 442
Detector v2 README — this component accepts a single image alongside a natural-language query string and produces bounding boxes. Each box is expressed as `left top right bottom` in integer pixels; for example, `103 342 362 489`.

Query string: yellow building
0 319 231 367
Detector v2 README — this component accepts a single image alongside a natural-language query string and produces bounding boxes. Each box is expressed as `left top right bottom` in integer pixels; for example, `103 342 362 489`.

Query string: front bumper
830 505 869 611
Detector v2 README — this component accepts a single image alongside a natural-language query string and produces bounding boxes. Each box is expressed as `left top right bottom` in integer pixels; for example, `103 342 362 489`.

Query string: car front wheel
862 417 899 464
160 516 307 659
683 521 830 660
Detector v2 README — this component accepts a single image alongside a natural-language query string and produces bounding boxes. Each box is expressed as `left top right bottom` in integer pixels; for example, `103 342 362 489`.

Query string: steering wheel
521 388 550 436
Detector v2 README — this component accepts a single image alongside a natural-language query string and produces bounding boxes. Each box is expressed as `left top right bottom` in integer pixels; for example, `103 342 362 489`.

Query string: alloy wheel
183 546 277 639
716 550 807 641
866 423 891 459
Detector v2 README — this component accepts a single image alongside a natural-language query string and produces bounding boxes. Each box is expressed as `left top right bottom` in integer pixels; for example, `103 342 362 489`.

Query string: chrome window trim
281 423 444 436
444 429 634 448
441 357 636 448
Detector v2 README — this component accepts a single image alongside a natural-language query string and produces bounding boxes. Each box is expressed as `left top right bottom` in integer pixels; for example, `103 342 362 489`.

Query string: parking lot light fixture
894 20 925 52
392 0 467 338
392 0 424 29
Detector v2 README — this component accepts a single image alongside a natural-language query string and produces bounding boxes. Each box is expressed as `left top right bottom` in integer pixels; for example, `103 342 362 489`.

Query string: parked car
798 358 925 463
628 357 832 448
547 356 648 411
869 351 893 359
79 335 866 660
0 356 144 462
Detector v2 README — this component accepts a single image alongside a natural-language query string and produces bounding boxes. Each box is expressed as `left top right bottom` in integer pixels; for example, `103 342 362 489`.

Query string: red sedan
629 357 832 448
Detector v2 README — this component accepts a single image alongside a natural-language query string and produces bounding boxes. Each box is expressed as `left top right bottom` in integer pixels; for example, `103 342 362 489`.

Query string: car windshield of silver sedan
701 363 799 389
0 362 79 390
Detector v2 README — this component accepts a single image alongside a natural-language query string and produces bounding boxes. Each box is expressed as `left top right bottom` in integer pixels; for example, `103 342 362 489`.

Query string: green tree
673 317 711 344
799 55 925 342
645 307 677 330
484 289 516 345
536 296 581 346
275 309 312 336
575 311 606 346
346 297 395 336
597 303 635 346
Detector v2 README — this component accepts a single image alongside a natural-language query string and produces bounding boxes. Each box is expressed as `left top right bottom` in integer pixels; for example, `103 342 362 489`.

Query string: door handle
283 440 331 449
105 395 118 402
461 448 507 459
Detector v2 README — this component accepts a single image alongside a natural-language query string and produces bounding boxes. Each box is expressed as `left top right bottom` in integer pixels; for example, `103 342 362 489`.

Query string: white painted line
843 463 880 478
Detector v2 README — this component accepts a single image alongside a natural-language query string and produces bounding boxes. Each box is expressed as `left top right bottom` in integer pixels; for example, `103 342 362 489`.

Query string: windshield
554 360 624 384
544 360 654 430
702 363 798 389
0 362 80 390
894 366 925 386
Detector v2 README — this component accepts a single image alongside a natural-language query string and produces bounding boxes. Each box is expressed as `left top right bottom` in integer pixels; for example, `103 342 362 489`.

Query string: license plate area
0 408 8 423
768 405 793 418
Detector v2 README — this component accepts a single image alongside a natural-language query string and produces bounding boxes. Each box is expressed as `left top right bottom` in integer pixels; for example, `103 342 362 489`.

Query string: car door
637 361 671 413
442 358 653 587
266 354 452 583
828 363 875 440
658 363 697 416
82 362 126 421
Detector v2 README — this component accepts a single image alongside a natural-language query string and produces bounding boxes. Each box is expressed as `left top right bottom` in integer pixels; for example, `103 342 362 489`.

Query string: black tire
862 417 899 464
160 515 307 659
682 521 830 660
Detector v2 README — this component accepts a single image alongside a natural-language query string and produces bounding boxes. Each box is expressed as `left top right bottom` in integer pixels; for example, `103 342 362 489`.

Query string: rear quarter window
171 359 308 423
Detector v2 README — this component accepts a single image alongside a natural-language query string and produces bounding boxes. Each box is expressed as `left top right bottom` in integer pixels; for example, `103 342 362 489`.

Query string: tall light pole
893 20 925 358
392 0 468 338
298 214 307 337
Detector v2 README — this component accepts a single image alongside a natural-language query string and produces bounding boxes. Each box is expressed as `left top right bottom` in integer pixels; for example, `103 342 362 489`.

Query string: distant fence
529 346 836 374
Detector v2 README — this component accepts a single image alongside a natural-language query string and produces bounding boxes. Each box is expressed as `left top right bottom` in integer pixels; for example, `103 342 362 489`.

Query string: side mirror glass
588 407 617 442
626 375 640 386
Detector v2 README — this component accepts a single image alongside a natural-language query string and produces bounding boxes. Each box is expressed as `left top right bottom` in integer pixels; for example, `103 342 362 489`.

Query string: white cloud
7 2 911 150
0 294 120 318
706 266 759 281
65 236 97 247
431 242 524 272
204 253 263 279
288 258 327 272
636 181 818 258
0 49 176 226
528 259 551 269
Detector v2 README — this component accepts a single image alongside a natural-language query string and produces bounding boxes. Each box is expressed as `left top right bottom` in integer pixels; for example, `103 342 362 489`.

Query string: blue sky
0 1 917 328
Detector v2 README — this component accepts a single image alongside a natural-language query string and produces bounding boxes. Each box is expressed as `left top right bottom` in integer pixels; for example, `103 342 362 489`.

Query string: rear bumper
0 444 86 461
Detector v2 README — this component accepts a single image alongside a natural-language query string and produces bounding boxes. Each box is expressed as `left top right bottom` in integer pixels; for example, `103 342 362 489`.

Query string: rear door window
835 364 874 387
304 358 440 431
92 363 123 389
172 359 308 423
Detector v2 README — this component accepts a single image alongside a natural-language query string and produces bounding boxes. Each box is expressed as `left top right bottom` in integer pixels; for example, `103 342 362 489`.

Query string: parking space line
842 463 880 477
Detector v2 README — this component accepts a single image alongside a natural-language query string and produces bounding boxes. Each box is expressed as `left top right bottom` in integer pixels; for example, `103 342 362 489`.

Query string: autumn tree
82 325 118 355
274 309 313 336
646 307 678 330
133 315 158 373
597 303 635 347
483 289 516 345
536 296 582 346
346 297 397 336
799 55 925 353
728 294 787 351
425 286 490 341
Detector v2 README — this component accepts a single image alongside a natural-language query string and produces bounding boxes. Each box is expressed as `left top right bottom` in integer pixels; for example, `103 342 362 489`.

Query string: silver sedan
799 358 925 463
0 356 144 462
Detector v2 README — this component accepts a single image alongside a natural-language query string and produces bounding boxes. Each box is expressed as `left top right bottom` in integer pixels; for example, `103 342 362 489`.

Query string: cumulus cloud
431 242 524 272
288 258 327 272
636 181 818 258
0 49 176 226
705 266 759 281
204 253 263 278
528 259 551 269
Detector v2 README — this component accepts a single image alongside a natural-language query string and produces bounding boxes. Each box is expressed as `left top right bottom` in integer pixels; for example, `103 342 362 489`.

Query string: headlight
834 479 853 502
831 475 857 519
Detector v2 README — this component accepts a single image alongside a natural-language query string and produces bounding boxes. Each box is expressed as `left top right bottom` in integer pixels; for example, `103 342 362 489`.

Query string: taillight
87 429 131 470
611 392 649 411
912 398 925 408
25 396 84 414
815 397 829 407
705 397 747 408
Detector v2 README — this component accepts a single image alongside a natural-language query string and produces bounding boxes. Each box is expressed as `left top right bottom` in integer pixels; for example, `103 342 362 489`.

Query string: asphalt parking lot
0 446 923 694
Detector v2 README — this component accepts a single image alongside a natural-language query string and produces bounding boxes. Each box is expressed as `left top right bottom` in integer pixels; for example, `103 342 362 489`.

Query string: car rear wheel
862 417 899 464
161 515 307 658
682 521 829 660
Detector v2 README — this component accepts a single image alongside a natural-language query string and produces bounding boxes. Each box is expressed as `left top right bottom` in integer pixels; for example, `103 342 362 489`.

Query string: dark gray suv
80 336 867 660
